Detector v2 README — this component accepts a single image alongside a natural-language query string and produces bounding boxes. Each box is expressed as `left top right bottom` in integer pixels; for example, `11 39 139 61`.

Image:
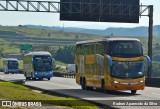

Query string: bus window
96 43 104 54
77 44 84 55
33 56 53 72
104 42 109 54
86 44 95 55
8 61 18 69
110 41 143 57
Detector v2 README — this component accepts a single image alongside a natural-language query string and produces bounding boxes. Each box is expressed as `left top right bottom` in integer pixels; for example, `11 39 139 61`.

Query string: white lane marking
44 81 78 89
84 98 113 100
44 81 118 97
145 87 160 90
152 93 160 96
0 76 2 78
121 97 138 100
2 76 25 79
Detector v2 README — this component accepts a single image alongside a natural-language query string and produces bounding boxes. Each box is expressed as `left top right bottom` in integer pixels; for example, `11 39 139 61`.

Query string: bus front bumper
106 82 145 91
8 69 19 73
34 72 53 79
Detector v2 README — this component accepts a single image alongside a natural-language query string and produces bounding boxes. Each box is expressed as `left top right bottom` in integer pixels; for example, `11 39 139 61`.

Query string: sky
0 0 159 29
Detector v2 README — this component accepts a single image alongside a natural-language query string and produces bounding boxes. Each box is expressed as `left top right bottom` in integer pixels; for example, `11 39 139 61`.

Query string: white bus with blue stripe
23 51 55 80
3 58 19 74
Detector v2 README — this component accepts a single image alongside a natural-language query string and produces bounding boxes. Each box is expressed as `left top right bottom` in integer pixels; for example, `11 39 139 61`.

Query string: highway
0 72 160 109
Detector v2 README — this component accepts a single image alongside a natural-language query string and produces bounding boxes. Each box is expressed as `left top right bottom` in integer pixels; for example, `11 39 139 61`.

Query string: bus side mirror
52 58 55 64
106 55 112 67
144 55 151 66
32 59 34 65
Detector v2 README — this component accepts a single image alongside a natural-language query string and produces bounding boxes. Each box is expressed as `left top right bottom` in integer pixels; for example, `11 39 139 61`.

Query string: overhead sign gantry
0 0 153 78
60 0 140 23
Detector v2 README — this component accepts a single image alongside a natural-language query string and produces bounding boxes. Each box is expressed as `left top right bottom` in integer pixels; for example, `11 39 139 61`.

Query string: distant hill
25 25 160 37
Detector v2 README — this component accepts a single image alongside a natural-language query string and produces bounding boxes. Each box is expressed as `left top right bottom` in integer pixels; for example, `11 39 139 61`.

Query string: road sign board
21 44 32 50
60 0 140 23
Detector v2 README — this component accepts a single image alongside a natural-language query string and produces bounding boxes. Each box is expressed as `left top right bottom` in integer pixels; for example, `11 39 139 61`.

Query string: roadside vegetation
0 82 99 109
0 26 160 77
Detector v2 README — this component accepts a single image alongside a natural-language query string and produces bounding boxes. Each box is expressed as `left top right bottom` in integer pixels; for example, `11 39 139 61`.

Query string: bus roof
24 51 51 56
76 38 140 45
3 58 18 61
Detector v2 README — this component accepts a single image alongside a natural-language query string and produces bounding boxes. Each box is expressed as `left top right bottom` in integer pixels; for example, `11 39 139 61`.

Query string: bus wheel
131 90 137 94
48 78 50 80
32 78 36 80
101 82 106 93
26 77 30 80
81 79 87 90
39 78 43 80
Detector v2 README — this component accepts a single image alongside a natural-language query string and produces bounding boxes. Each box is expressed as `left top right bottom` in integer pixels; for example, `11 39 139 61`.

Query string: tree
48 32 51 37
0 48 4 58
53 45 75 64
75 34 79 40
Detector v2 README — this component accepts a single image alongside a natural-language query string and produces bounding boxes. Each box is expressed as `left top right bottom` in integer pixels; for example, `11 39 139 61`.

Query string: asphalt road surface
0 72 160 109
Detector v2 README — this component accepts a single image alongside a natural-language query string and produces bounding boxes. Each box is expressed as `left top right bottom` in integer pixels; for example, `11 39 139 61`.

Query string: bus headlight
35 73 37 74
140 80 144 83
113 81 119 84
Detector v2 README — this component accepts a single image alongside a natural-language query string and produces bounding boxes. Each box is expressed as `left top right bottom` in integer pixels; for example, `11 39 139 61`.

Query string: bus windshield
8 61 18 69
112 61 144 78
33 55 53 72
110 41 143 57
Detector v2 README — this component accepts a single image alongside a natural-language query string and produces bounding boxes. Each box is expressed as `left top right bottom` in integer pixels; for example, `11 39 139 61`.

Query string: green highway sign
21 44 32 50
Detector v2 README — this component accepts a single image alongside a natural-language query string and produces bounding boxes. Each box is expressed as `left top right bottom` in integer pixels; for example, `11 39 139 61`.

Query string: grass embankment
55 61 67 72
56 61 67 66
0 82 98 109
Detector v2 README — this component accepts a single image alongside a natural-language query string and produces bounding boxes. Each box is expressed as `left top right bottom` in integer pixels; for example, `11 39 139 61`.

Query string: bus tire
80 77 83 85
81 78 87 90
32 78 36 80
101 80 106 93
131 90 137 94
39 78 43 80
26 77 30 80
5 72 8 74
48 78 50 80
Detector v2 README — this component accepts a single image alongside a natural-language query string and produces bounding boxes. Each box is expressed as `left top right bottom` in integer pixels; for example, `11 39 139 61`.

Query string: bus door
94 54 104 88
94 43 105 88
84 44 95 87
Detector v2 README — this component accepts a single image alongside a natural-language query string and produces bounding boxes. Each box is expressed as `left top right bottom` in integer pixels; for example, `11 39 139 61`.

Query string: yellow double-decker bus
75 38 150 94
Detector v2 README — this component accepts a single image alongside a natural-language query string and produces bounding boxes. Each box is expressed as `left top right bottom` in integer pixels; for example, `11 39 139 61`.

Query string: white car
66 64 75 73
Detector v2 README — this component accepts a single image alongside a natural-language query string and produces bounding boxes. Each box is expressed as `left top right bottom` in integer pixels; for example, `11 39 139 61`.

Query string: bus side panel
75 55 85 85
94 54 105 88
104 55 112 89
24 55 33 78
84 55 95 87
3 61 8 73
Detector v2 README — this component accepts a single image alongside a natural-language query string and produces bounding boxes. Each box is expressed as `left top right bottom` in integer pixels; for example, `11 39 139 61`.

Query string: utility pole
147 5 153 78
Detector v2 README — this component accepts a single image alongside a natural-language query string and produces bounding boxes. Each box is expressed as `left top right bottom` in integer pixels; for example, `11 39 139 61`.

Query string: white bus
23 51 54 80
3 58 19 74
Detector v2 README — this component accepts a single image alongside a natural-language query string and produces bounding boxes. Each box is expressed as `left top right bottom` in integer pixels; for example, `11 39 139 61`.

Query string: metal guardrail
145 78 160 87
63 73 75 78
53 72 75 78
